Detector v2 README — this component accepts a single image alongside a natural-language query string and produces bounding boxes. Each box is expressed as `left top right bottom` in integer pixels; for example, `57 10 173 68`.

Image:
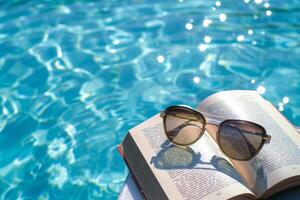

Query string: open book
120 90 300 200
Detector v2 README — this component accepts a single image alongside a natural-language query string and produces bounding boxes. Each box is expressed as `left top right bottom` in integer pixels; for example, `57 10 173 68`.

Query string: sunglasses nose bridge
205 117 222 126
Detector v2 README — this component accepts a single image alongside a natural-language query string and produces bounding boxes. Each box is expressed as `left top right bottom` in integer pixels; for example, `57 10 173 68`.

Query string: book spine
122 133 169 200
117 143 145 199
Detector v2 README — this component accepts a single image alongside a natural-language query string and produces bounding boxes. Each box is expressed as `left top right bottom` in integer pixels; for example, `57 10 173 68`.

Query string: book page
197 90 300 198
129 114 254 200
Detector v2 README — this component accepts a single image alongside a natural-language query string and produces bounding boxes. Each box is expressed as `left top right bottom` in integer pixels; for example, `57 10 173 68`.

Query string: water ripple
0 0 300 199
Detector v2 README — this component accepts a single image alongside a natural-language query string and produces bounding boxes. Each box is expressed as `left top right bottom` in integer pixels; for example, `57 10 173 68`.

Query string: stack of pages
119 90 300 200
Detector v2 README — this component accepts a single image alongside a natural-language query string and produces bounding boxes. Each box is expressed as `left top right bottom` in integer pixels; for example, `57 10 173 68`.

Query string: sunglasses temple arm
241 130 271 143
165 112 199 121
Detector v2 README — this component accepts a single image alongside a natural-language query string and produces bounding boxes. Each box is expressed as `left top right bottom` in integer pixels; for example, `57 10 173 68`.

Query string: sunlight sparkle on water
202 19 212 27
257 86 266 94
266 10 272 16
185 22 193 30
198 44 208 52
219 13 227 22
215 1 221 7
204 36 212 43
193 76 201 83
237 35 245 42
283 97 289 104
278 103 284 111
157 55 165 63
264 2 270 8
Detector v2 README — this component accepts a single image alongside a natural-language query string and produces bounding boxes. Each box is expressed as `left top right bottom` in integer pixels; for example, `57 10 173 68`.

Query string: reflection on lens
219 120 265 160
165 107 205 145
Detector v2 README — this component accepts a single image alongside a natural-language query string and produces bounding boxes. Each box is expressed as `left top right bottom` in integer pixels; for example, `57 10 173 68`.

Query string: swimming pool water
0 0 299 199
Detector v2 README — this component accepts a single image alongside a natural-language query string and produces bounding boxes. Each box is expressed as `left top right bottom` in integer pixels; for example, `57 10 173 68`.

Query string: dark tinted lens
219 120 265 160
164 107 205 145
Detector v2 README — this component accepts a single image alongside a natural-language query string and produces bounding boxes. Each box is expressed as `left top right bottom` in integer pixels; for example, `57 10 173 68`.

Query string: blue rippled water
0 0 299 199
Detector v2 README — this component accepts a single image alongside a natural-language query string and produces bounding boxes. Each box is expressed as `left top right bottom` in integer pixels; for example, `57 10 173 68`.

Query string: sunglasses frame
160 105 271 161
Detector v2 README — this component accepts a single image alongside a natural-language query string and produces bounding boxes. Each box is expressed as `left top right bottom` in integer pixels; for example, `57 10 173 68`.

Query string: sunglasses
160 105 271 161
